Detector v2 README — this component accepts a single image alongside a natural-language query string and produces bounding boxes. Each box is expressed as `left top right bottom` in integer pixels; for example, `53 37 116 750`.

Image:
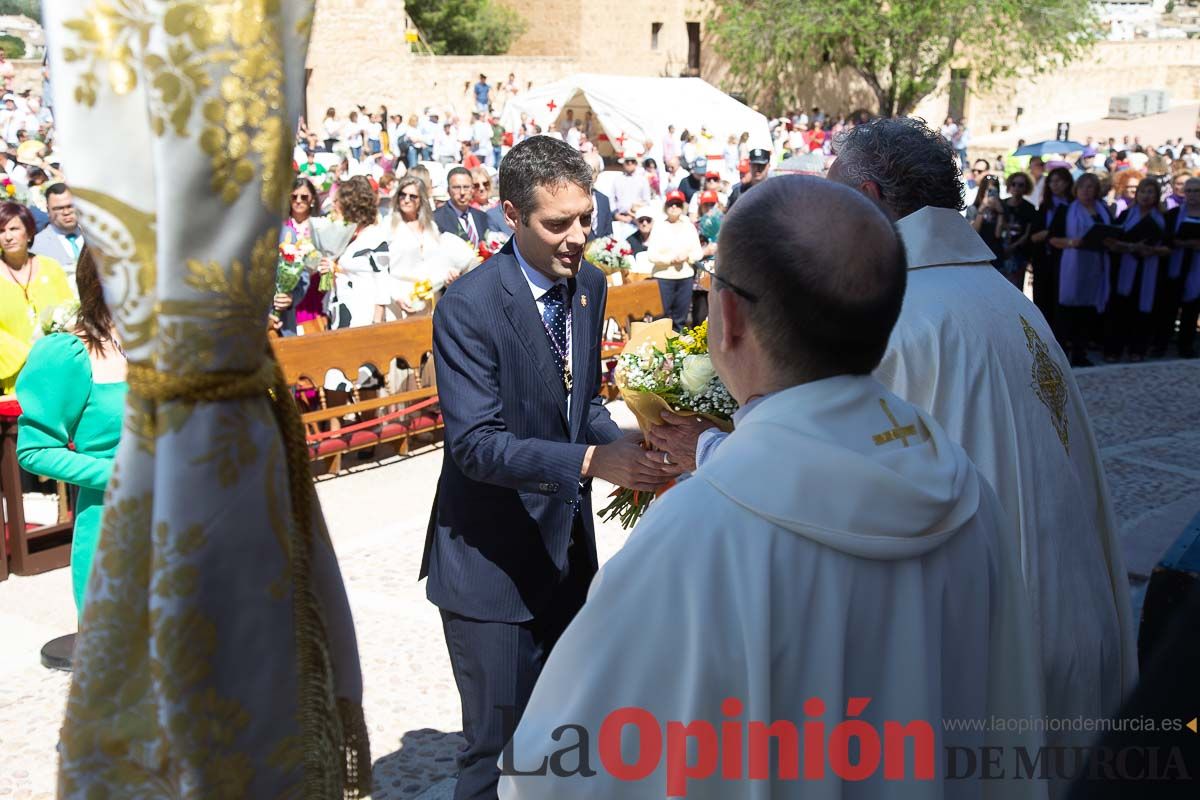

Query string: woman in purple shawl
1050 173 1119 367
1103 178 1169 362
1030 167 1074 339
1156 176 1200 358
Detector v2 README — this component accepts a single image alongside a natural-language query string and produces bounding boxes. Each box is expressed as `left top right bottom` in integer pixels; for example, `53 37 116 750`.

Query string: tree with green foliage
706 0 1099 118
406 0 526 56
0 34 24 59
0 0 41 20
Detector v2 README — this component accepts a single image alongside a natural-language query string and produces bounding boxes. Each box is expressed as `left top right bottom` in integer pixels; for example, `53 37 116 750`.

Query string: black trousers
1150 275 1181 354
1103 292 1151 359
440 517 594 800
655 277 693 332
1180 298 1200 357
690 289 708 327
1031 253 1061 343
1059 304 1097 364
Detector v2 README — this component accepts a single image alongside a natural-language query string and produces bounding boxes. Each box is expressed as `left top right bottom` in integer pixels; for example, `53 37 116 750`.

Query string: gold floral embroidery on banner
62 0 291 207
70 188 158 354
1020 315 1070 453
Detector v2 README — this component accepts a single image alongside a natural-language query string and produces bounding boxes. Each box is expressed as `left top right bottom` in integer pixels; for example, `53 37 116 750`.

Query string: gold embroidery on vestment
872 398 920 447
1020 315 1070 453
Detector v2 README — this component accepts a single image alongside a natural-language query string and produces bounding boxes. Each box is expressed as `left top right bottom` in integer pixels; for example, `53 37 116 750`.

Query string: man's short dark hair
498 135 593 225
834 117 964 218
718 175 907 379
45 182 70 198
446 166 472 184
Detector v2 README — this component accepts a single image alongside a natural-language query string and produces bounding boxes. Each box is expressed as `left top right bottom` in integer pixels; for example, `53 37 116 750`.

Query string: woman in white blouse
327 176 390 330
385 175 475 320
647 189 704 330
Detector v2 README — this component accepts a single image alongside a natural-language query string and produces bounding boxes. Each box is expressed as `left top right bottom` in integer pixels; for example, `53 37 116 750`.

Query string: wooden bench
599 280 666 399
601 280 665 357
0 400 73 579
271 317 442 474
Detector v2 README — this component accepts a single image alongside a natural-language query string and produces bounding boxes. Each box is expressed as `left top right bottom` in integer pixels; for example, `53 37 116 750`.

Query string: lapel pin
581 294 588 307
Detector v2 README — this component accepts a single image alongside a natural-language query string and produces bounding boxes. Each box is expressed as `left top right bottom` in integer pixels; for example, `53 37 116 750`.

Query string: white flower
679 354 716 395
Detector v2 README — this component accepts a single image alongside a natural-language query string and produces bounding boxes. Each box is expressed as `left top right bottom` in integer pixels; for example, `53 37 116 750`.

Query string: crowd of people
957 132 1200 365
4 60 1200 797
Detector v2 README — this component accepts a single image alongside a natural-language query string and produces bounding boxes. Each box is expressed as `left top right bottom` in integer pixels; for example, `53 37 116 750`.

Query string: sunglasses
697 260 758 302
398 192 420 201
473 181 490 189
971 169 985 175
636 217 653 224
291 194 313 204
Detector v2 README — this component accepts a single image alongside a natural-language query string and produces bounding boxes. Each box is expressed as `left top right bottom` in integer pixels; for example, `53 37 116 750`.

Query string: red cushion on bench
346 430 379 448
313 438 348 457
379 421 408 440
408 415 439 431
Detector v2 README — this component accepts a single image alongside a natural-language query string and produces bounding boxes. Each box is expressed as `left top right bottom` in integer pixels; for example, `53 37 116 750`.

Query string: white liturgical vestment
694 208 1136 768
501 376 1046 800
878 209 1136 753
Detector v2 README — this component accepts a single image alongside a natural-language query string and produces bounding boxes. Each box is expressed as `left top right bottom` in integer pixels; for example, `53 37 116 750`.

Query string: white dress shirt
514 241 572 415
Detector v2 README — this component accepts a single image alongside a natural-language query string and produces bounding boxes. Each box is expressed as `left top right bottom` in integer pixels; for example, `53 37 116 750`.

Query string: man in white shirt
609 152 651 223
501 176 1045 799
31 184 84 279
652 119 1138 777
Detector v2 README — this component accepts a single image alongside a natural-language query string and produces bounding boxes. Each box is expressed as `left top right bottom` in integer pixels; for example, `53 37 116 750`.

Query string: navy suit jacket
434 202 489 241
589 191 613 240
422 241 622 622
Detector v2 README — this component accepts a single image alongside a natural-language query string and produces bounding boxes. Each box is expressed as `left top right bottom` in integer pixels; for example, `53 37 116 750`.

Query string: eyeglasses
449 184 473 192
697 260 757 303
398 192 421 201
291 194 313 204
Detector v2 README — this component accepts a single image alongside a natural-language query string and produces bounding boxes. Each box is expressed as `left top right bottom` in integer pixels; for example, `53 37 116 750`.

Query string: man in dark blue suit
434 166 490 245
423 136 680 799
589 189 612 240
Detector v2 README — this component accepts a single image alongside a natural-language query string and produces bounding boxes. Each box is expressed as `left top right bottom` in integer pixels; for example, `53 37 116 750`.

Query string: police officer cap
748 148 771 165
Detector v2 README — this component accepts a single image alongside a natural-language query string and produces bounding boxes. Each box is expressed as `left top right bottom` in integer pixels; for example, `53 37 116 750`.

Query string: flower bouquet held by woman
599 317 737 528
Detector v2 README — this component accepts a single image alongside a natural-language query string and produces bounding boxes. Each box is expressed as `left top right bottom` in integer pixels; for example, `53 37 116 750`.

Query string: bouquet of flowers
479 229 509 259
277 238 319 294
599 318 738 529
584 235 635 275
309 217 357 292
1 176 26 205
33 300 80 340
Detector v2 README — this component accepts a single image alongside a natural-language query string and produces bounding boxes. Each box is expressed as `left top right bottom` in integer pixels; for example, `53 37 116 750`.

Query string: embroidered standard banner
45 2 369 797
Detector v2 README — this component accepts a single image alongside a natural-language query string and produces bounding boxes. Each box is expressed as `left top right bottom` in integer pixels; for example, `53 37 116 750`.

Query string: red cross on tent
546 99 557 112
613 132 627 148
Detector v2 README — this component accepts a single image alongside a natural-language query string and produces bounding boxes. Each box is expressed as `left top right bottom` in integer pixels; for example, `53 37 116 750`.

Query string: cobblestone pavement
1 360 1196 798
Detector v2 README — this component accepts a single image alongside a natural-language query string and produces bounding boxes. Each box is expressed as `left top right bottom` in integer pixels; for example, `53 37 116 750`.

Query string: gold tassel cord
126 354 372 798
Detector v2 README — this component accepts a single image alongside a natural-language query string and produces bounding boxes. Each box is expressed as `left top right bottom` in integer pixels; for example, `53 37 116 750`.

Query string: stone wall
306 0 1200 136
912 39 1200 135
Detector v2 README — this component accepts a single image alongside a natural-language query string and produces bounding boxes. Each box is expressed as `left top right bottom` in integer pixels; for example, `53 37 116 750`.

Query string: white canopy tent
500 74 772 164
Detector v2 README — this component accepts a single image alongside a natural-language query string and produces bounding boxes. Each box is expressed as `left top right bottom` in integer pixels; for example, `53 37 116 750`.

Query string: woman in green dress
16 246 126 614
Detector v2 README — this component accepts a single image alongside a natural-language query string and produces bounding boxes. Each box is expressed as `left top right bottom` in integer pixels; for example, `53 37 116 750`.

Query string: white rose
679 353 716 395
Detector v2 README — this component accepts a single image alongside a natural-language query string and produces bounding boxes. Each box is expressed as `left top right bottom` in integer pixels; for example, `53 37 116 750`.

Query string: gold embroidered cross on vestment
872 398 919 447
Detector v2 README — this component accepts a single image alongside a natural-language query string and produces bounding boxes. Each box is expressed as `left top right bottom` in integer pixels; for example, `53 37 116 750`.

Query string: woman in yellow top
0 202 73 392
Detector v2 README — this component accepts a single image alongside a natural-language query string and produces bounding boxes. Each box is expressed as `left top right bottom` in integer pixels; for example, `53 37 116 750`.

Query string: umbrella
1012 139 1087 157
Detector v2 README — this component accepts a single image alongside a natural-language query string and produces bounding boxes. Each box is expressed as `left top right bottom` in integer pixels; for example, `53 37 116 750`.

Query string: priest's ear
857 179 883 206
711 284 747 352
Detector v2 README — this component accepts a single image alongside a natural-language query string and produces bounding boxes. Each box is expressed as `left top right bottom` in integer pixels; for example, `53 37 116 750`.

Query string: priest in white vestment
658 121 1136 775
500 177 1046 800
